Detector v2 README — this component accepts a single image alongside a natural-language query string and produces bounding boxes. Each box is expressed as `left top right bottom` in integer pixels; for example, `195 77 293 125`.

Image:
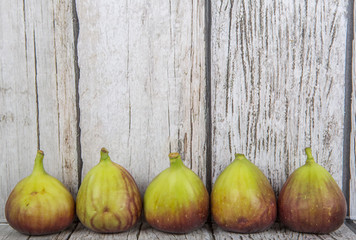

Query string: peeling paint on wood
211 0 349 200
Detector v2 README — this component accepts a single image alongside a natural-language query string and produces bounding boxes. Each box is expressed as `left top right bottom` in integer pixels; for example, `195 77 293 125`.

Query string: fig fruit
278 147 347 234
76 148 142 233
211 153 277 233
5 150 75 235
144 152 209 233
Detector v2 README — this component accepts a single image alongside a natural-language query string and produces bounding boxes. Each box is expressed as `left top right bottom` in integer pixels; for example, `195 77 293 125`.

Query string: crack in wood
71 0 82 186
33 29 40 150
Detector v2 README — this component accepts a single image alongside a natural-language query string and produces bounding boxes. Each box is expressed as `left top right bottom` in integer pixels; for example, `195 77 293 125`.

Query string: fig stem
234 153 245 160
32 150 46 174
305 147 315 164
100 147 110 161
169 152 184 167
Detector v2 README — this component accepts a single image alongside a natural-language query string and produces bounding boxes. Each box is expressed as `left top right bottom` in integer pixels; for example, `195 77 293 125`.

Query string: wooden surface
1 222 355 240
349 0 356 219
0 0 78 222
211 0 349 195
0 0 355 228
77 0 207 192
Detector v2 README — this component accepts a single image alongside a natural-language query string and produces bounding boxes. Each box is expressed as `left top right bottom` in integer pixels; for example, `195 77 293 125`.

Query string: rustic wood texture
0 0 78 222
28 223 77 240
69 223 140 240
211 0 349 196
1 223 355 239
350 0 356 220
213 223 356 240
77 0 207 192
138 223 212 240
0 224 28 240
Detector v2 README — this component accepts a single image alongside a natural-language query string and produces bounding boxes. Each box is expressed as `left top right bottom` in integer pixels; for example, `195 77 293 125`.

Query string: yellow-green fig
76 148 142 233
5 150 75 235
278 147 347 233
144 153 209 233
211 153 277 233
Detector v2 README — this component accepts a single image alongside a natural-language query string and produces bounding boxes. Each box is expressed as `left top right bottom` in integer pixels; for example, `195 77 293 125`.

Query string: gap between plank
72 0 82 187
205 0 212 195
342 0 354 218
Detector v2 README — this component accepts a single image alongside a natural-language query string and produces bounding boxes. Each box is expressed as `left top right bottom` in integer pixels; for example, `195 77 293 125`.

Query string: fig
76 148 142 233
278 147 347 234
144 152 209 233
5 150 75 235
211 153 277 233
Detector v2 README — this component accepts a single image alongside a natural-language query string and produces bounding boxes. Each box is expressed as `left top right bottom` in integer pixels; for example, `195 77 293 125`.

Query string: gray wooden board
68 223 140 240
0 0 38 223
349 0 356 219
0 0 78 221
212 223 356 240
211 0 349 199
1 223 355 239
0 224 28 240
137 222 213 240
28 223 77 240
77 0 207 193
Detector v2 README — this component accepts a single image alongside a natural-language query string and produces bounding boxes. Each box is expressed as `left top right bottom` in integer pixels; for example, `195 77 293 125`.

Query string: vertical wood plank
0 0 78 221
19 0 78 194
77 0 206 192
211 0 349 196
350 0 356 219
0 0 38 222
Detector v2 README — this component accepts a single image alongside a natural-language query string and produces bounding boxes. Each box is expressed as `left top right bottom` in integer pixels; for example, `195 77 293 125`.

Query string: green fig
76 148 142 233
144 152 209 233
5 150 75 235
278 147 347 234
211 153 277 233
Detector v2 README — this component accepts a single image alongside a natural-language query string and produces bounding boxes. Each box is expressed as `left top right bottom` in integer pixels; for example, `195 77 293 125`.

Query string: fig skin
211 153 277 233
278 147 347 234
144 153 209 233
5 150 75 235
76 148 142 233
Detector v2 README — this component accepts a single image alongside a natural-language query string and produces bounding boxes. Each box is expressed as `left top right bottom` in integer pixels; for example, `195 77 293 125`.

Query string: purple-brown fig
278 147 347 234
211 153 277 233
5 150 75 235
76 148 142 233
144 153 209 233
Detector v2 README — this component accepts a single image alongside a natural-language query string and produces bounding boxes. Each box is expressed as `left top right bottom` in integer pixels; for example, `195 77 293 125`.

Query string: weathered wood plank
212 223 355 240
349 0 356 219
0 0 78 222
0 224 28 240
68 223 139 240
23 0 78 196
77 0 206 192
28 223 77 240
211 0 349 197
0 0 40 223
138 222 212 240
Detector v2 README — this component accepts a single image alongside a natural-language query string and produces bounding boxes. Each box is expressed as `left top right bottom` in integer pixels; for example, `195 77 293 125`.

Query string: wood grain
0 0 78 221
28 223 77 240
211 0 349 196
0 224 28 240
68 223 140 240
138 222 212 240
77 0 207 193
213 223 356 240
0 0 40 223
349 0 356 220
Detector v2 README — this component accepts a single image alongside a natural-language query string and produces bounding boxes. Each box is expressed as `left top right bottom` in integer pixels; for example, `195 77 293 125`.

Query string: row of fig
5 147 346 236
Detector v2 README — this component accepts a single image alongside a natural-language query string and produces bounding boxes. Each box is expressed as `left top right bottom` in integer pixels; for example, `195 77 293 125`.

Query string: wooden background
0 0 355 223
